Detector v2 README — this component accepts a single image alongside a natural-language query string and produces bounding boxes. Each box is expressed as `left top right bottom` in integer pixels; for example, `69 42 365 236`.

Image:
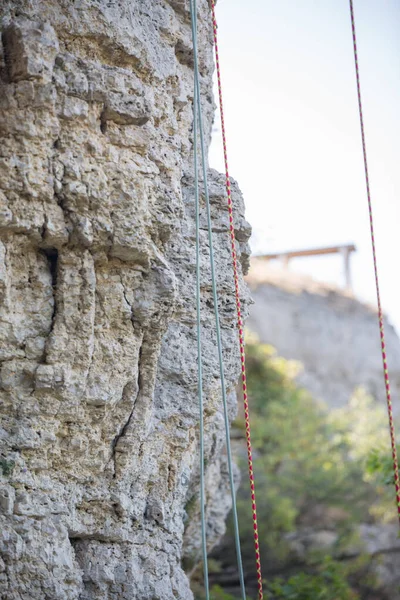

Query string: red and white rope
349 0 400 522
210 2 264 596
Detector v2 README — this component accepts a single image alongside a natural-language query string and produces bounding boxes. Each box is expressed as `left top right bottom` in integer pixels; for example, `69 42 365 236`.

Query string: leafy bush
201 336 398 599
266 557 357 599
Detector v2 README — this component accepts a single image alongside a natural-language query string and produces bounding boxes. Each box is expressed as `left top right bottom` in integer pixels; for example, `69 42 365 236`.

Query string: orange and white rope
349 0 400 523
210 2 264 596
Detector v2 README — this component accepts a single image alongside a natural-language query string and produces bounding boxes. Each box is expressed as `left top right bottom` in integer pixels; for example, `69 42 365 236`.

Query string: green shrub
201 336 398 598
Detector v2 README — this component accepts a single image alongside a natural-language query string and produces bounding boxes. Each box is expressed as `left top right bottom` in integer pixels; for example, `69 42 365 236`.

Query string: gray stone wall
247 260 400 411
0 2 251 598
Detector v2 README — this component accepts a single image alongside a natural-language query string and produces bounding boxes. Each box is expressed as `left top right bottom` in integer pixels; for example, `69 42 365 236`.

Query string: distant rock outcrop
247 258 400 412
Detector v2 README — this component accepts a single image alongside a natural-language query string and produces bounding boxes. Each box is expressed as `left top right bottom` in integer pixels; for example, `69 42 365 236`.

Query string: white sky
209 0 400 332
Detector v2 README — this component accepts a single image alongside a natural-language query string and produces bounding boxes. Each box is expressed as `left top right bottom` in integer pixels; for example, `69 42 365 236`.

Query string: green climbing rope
189 1 246 598
192 3 209 597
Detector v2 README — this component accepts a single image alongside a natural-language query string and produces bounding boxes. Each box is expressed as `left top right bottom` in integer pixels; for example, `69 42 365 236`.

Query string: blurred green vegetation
192 335 398 600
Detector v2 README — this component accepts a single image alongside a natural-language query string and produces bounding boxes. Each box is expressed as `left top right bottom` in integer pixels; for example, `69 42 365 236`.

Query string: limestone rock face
0 2 251 598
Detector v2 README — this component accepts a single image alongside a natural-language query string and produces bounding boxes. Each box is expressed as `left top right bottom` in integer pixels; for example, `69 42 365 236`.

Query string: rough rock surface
0 2 251 599
247 259 400 411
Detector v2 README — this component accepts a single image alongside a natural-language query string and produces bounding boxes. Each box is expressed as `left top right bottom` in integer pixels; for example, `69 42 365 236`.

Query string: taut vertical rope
349 0 400 522
210 2 264 596
190 1 247 597
192 6 210 595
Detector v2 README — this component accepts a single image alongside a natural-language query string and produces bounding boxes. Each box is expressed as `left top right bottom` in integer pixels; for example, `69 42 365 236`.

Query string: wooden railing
256 244 356 290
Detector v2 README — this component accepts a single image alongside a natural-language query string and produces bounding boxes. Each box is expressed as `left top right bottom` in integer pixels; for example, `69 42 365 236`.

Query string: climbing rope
192 6 209 597
189 1 247 598
349 0 400 522
210 2 264 596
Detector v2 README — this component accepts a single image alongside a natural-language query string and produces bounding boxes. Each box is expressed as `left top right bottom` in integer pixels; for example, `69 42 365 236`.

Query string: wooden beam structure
257 244 356 290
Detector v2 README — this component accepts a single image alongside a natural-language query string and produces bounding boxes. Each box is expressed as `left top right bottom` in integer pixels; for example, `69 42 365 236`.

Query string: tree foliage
195 336 398 599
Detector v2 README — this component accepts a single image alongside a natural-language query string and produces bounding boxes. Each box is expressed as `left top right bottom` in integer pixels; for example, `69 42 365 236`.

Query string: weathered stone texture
0 2 251 598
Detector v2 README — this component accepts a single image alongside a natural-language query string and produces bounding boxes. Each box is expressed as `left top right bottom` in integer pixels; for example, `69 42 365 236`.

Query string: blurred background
199 3 400 598
209 0 400 332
